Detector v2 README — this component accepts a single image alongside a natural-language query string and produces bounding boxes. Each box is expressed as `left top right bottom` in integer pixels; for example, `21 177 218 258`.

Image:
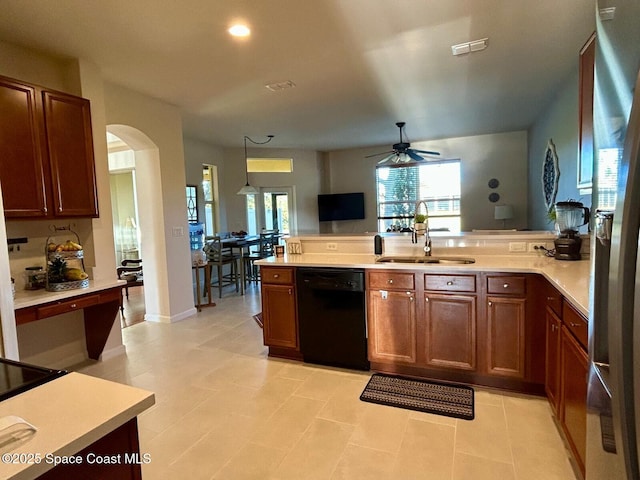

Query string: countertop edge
256 254 590 317
1 372 155 480
13 279 126 310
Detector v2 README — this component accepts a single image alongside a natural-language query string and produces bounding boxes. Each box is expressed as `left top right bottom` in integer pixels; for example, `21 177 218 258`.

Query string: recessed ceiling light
228 24 250 37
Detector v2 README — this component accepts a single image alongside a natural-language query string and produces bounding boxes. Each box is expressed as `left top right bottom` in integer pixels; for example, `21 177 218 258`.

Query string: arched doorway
106 125 170 323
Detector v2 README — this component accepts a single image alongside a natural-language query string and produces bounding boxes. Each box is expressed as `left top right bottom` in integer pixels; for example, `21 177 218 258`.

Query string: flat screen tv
318 192 365 222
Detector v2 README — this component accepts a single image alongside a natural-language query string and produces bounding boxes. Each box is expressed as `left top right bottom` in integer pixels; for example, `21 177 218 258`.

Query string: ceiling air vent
451 38 488 56
265 80 296 92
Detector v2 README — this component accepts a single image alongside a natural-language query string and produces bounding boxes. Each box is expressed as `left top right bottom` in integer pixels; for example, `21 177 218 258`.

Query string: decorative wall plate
541 139 560 212
488 192 500 203
488 178 499 189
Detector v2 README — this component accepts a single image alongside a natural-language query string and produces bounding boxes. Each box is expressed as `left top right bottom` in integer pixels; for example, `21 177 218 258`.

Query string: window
247 158 293 173
597 147 621 210
376 160 461 232
186 185 198 223
202 165 217 236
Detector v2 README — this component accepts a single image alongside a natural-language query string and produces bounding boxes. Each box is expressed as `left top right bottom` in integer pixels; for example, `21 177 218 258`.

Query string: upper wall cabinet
577 33 596 190
0 75 98 219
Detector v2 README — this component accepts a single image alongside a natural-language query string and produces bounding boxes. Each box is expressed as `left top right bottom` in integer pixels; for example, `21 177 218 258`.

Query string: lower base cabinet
261 267 300 358
486 296 526 378
38 418 143 480
423 293 476 370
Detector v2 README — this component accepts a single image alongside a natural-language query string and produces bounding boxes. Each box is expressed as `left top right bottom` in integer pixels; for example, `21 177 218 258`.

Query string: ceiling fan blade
377 153 399 164
365 150 394 158
407 150 425 162
412 149 441 156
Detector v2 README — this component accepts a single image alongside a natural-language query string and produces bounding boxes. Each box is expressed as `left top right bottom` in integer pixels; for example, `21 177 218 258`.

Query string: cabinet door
423 293 476 370
262 284 298 350
367 290 417 364
42 90 98 217
486 296 526 378
545 307 562 413
0 77 49 217
560 325 588 476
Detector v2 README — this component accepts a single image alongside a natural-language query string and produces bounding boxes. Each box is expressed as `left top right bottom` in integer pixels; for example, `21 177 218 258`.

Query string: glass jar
24 266 45 290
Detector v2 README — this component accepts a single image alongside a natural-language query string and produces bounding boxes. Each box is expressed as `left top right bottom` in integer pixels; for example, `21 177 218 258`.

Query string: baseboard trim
145 307 197 323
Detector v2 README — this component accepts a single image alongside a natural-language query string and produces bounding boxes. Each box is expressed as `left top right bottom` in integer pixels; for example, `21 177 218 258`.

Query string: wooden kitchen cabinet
484 275 528 379
423 274 477 371
559 303 589 478
0 75 98 219
545 306 562 413
486 295 526 378
261 267 300 359
367 271 417 365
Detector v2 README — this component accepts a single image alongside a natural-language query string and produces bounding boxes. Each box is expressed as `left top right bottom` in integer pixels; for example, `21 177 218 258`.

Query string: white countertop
0 372 154 480
13 279 125 310
257 253 591 317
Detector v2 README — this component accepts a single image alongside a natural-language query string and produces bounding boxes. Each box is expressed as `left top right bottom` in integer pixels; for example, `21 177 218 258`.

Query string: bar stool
242 230 277 285
204 237 240 297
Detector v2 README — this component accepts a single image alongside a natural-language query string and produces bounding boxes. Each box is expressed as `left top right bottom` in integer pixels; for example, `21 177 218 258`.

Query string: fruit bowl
46 279 89 291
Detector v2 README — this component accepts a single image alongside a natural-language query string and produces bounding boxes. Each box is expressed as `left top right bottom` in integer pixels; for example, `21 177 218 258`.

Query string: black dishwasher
296 268 369 370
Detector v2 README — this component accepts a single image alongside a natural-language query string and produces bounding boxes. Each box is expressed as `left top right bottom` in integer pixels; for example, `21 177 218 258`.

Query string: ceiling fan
366 122 440 164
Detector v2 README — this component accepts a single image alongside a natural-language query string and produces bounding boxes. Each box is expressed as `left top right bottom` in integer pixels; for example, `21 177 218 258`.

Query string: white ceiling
0 0 595 151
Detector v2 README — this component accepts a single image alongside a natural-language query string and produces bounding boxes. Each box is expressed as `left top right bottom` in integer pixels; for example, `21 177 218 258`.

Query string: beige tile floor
78 286 578 480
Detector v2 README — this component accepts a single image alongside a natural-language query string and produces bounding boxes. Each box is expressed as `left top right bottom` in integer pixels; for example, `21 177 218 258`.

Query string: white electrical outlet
326 243 338 251
509 242 527 252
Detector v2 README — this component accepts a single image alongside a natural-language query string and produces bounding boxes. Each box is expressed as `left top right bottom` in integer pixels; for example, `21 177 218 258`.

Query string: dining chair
204 237 240 297
116 259 143 311
242 230 278 285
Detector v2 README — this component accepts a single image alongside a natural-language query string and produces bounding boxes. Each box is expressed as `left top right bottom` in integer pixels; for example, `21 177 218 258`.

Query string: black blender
554 201 590 260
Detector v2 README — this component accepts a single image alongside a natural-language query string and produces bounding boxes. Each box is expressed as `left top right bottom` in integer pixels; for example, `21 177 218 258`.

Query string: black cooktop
0 358 67 402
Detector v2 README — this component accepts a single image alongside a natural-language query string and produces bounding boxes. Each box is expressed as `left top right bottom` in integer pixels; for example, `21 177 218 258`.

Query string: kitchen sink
375 256 476 264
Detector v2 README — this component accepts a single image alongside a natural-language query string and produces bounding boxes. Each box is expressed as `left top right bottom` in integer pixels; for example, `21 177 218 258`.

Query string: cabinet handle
409 296 414 302
388 279 393 284
547 296 557 301
425 297 429 302
446 281 454 286
288 288 292 295
551 324 557 332
273 274 279 278
488 301 493 306
503 283 509 288
70 303 77 308
569 322 582 327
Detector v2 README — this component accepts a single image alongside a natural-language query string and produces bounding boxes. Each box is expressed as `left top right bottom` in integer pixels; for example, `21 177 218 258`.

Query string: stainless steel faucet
413 200 432 256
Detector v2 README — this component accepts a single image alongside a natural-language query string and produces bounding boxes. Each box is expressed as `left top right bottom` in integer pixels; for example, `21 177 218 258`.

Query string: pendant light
237 134 274 195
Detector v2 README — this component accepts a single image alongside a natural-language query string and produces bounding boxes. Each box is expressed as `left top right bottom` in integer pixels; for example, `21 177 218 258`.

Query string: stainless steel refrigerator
587 0 640 478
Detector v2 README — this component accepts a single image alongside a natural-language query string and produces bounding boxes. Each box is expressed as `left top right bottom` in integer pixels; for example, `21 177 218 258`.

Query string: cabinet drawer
487 275 526 295
37 294 100 319
261 267 294 285
563 302 588 350
424 274 476 292
368 271 415 290
545 289 563 318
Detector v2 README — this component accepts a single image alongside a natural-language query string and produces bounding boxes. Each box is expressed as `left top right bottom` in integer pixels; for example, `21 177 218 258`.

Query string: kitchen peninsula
0 373 154 480
257 232 592 476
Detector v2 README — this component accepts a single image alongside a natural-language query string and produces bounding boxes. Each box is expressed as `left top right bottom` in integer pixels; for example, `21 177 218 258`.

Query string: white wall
326 131 529 233
183 137 227 232
528 67 591 231
219 146 323 235
104 83 195 322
